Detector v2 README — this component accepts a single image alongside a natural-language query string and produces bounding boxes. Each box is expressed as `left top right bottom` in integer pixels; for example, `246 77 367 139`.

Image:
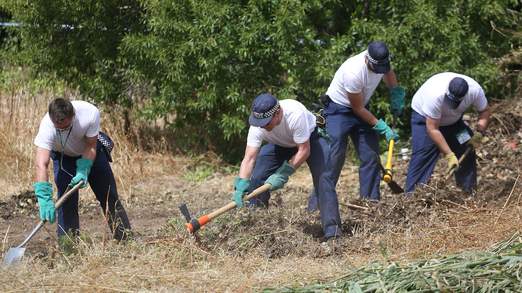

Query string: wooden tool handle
55 182 83 208
445 147 472 179
186 184 271 233
207 183 271 220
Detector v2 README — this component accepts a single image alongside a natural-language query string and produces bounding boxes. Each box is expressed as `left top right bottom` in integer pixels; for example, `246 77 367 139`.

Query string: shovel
3 182 82 266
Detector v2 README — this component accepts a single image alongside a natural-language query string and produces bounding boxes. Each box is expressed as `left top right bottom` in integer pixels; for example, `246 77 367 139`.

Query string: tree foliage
2 0 520 161
1 0 144 106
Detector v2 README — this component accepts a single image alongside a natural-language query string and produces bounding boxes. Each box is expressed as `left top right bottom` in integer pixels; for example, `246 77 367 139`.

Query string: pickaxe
178 183 271 234
381 137 404 194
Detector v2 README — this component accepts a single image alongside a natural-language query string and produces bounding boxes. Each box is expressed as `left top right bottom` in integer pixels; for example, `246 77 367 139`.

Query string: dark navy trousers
405 111 477 193
247 129 341 238
52 141 129 238
318 101 381 202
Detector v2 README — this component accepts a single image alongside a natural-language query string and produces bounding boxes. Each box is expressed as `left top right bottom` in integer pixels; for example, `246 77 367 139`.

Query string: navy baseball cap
446 77 469 101
367 41 391 74
249 93 280 127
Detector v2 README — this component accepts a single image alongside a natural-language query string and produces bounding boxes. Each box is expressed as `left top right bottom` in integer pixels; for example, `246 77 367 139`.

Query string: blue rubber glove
33 181 55 223
373 119 399 142
69 158 93 188
390 86 405 116
232 177 250 207
265 161 295 191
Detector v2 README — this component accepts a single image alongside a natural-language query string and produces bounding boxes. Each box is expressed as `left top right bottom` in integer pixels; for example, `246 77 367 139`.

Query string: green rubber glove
265 161 295 191
373 119 399 142
390 86 406 116
445 152 459 174
69 158 93 188
232 177 250 208
33 181 55 223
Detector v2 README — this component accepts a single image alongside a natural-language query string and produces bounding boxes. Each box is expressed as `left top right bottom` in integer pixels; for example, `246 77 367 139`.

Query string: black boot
107 200 132 241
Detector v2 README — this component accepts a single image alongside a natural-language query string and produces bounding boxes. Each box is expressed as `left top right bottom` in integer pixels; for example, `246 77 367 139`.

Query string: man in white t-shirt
232 93 341 239
313 41 404 213
33 98 131 243
405 72 491 193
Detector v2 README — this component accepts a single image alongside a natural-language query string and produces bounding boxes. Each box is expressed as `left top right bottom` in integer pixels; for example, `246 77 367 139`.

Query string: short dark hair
48 98 75 124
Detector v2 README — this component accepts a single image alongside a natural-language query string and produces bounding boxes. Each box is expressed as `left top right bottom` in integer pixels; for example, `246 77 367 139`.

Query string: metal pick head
178 203 192 223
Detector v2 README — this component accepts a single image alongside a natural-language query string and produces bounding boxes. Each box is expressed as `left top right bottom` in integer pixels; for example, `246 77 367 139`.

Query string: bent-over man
232 93 341 239
405 72 491 193
33 98 131 243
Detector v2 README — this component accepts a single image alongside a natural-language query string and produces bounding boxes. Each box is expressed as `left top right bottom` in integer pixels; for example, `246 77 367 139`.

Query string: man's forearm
82 145 96 160
288 150 309 169
477 108 491 132
238 157 255 179
35 147 51 182
353 107 378 126
428 129 452 155
383 70 398 88
36 164 49 182
82 138 97 161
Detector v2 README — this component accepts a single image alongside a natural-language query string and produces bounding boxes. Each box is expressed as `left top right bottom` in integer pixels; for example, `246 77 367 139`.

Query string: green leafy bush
2 0 520 161
1 0 144 106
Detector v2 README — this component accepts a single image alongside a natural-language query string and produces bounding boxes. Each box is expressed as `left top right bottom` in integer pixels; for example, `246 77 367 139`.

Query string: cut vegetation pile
274 233 522 292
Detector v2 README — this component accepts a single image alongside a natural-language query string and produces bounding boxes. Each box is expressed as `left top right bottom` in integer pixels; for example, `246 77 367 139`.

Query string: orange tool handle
186 215 210 233
383 139 395 183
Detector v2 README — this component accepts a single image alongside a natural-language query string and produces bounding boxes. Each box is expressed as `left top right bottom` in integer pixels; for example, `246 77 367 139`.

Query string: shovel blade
3 247 26 266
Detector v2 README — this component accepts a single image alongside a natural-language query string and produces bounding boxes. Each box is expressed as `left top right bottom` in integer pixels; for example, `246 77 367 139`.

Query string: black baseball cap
249 93 280 127
446 77 469 101
367 41 391 74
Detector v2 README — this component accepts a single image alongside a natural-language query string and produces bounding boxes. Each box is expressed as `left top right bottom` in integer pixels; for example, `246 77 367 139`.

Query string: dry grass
0 68 190 202
0 68 521 291
0 79 46 197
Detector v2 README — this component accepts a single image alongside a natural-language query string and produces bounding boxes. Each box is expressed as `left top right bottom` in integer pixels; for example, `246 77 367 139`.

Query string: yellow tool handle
383 139 395 183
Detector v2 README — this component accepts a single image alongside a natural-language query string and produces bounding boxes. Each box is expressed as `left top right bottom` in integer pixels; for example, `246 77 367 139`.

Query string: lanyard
56 125 74 178
57 125 73 152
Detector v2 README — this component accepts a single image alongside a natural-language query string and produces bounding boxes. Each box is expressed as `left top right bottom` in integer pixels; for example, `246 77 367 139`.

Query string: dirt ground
0 97 521 291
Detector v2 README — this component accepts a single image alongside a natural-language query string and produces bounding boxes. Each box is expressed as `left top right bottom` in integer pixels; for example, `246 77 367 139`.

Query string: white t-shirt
326 50 384 108
411 72 488 126
247 99 316 148
34 100 101 156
